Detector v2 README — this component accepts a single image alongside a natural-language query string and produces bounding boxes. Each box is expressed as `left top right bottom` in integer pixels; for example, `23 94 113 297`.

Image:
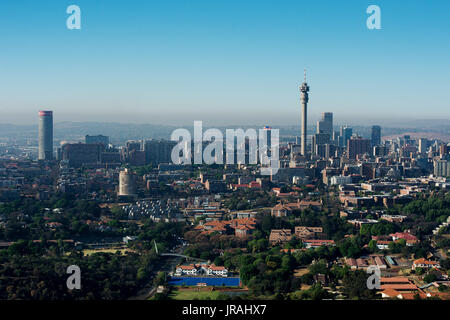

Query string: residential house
269 229 292 245
412 258 441 270
294 226 324 239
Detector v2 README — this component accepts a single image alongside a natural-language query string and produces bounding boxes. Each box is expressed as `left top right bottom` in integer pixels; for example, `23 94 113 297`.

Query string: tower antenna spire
304 69 307 82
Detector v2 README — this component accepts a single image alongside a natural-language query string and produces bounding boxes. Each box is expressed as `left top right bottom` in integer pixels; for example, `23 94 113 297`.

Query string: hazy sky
0 0 449 126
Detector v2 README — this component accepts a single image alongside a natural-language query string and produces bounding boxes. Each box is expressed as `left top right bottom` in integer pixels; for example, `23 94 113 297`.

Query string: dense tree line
0 241 158 300
0 203 185 300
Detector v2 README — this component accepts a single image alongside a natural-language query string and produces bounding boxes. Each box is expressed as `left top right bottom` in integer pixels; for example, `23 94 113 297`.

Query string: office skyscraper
263 126 272 157
418 138 428 154
340 125 352 148
38 110 53 160
371 125 381 146
312 133 330 157
299 70 310 156
317 112 333 137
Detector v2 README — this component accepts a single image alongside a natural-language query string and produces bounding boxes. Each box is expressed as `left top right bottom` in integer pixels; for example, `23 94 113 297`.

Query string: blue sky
0 0 449 126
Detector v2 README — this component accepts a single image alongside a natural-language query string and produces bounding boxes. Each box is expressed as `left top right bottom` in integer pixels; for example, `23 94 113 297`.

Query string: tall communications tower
300 70 310 156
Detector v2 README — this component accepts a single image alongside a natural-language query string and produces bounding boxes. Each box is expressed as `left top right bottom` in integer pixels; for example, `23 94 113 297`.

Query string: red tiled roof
211 225 227 231
413 258 439 266
380 284 418 290
178 265 196 270
346 258 357 266
209 265 226 271
377 240 393 245
380 277 410 284
380 288 401 298
390 232 418 241
400 292 428 300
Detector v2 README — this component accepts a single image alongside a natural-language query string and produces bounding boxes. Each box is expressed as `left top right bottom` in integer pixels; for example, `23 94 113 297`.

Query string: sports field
82 248 131 256
168 289 224 300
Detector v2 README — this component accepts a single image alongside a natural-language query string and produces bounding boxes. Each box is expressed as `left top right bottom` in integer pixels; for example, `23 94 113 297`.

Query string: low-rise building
175 265 198 276
412 258 441 270
174 264 228 277
269 229 292 245
380 214 407 223
271 200 322 217
303 239 335 249
390 231 419 246
294 226 324 239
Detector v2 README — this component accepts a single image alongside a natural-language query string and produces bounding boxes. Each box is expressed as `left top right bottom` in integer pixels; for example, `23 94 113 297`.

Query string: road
128 246 186 300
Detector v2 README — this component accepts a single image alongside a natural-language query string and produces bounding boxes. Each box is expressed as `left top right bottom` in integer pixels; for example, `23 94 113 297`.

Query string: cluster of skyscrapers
297 77 382 160
36 73 446 178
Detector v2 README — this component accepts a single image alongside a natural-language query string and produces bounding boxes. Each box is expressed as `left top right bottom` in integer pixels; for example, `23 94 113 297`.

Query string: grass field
82 248 131 256
168 289 224 300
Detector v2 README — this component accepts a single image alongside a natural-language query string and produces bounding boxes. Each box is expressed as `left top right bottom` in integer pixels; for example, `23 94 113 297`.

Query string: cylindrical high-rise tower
38 110 53 160
300 71 310 156
119 168 136 196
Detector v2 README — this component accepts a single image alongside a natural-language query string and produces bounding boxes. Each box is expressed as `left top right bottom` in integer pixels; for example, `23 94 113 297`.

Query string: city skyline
0 0 450 125
1 0 450 307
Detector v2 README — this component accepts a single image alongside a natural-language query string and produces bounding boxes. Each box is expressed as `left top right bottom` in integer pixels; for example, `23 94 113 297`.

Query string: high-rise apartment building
434 159 450 177
347 136 371 159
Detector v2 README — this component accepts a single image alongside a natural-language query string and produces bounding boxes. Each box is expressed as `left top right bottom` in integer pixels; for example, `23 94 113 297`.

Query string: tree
300 283 330 300
240 264 257 284
368 240 378 253
338 237 362 258
423 273 437 284
439 258 450 270
261 214 274 234
214 256 224 266
153 271 168 286
308 259 328 275
342 270 377 300
110 206 127 220
360 224 371 236
415 267 424 275
281 254 295 271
